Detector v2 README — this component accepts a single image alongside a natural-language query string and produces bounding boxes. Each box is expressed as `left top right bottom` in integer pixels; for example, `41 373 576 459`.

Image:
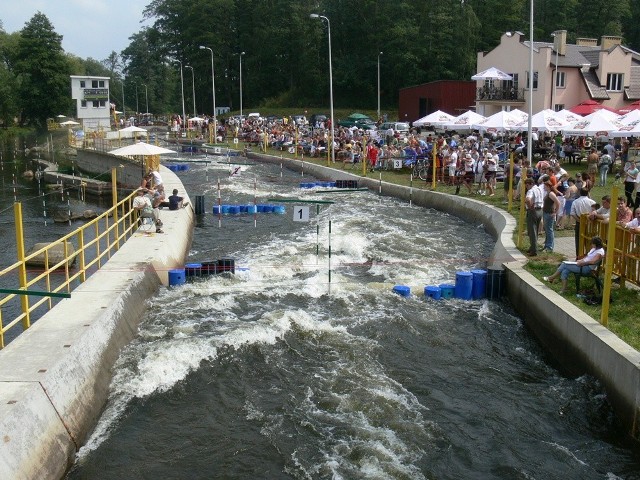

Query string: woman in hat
543 236 604 294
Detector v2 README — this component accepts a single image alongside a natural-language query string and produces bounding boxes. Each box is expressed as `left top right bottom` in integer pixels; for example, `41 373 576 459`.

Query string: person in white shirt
543 236 605 294
570 188 596 256
525 178 543 256
624 207 640 233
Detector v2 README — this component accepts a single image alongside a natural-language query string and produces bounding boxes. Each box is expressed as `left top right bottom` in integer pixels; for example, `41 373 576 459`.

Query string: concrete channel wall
0 166 194 480
251 153 640 439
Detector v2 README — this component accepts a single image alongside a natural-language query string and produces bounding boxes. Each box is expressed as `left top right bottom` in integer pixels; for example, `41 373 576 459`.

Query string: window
556 71 566 88
81 100 87 108
92 80 98 88
80 80 85 88
607 73 623 91
98 80 105 88
98 100 106 108
526 71 538 90
554 104 564 112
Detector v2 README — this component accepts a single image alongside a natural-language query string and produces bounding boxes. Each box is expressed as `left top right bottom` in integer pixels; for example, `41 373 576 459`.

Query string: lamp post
177 60 186 128
377 51 383 121
199 45 217 142
550 32 559 111
120 79 125 120
142 83 149 115
186 65 196 116
238 52 245 120
526 0 533 169
310 13 335 164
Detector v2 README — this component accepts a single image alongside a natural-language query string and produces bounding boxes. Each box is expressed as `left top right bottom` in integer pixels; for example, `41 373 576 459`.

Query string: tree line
1 0 638 129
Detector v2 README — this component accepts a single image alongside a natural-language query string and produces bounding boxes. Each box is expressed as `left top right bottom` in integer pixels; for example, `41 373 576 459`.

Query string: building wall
597 47 633 110
399 81 476 122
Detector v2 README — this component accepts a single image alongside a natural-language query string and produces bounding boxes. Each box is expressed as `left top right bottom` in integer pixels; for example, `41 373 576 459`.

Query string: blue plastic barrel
327 182 337 188
273 205 286 214
246 205 257 214
221 205 232 214
168 165 178 172
168 268 186 286
471 269 488 300
180 164 189 171
424 286 442 300
185 263 202 278
239 205 249 213
262 205 274 213
439 284 455 299
455 271 473 300
257 204 266 212
229 205 241 214
392 285 410 297
213 205 221 215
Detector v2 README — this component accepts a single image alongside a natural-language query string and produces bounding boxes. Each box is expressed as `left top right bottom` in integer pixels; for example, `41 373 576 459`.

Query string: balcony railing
476 87 525 102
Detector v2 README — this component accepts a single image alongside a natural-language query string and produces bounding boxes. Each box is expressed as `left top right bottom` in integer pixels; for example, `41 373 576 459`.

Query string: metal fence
0 177 139 348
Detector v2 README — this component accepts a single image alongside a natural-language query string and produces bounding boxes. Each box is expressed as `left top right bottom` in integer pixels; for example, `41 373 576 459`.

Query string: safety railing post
14 203 30 329
112 167 120 249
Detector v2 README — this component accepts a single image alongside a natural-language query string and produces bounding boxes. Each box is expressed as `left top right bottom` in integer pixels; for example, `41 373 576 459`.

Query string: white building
70 75 112 131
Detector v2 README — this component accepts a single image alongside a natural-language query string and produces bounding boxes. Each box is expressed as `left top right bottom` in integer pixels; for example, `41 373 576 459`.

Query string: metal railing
476 87 525 102
0 176 140 348
580 214 640 288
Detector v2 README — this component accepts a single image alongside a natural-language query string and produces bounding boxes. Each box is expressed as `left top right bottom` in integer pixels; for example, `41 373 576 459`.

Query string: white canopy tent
471 67 513 81
413 110 455 127
513 109 568 132
562 115 622 137
442 111 486 131
618 110 640 125
472 110 521 133
554 109 582 124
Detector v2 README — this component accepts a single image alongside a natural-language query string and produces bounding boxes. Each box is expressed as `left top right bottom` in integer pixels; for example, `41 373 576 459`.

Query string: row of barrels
212 204 286 214
393 268 505 300
299 180 359 189
168 259 236 286
167 164 191 172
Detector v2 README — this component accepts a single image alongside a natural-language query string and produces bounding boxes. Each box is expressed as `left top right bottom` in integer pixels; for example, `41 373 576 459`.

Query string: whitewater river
56 154 640 479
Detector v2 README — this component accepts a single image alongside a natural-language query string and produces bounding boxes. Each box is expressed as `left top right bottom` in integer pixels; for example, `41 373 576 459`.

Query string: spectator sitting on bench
543 236 605 294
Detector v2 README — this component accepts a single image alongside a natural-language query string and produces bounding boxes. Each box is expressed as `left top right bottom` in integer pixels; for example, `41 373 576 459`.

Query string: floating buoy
392 285 410 297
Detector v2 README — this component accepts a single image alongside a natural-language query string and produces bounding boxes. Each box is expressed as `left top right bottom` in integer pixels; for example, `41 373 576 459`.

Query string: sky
1 0 151 61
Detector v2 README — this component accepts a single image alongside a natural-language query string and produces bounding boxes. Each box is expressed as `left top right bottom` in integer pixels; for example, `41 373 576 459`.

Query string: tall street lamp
142 83 149 115
238 52 245 120
177 60 186 128
186 65 196 116
199 45 217 142
526 0 533 168
310 13 335 163
377 51 383 121
550 32 559 111
120 79 125 120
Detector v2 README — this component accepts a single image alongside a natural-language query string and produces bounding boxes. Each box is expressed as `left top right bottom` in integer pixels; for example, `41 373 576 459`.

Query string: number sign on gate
293 206 309 222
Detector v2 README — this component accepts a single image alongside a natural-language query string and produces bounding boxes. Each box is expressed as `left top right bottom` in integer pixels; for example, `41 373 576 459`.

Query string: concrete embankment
0 165 194 479
251 153 640 440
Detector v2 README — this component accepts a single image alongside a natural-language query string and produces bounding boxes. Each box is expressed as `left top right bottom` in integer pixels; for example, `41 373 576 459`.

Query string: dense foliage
0 0 638 128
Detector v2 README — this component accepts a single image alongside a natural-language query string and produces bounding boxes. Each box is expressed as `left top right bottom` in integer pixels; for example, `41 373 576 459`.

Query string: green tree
14 12 71 128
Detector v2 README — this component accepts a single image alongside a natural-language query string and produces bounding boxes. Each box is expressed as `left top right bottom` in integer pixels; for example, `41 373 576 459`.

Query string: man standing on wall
525 178 543 256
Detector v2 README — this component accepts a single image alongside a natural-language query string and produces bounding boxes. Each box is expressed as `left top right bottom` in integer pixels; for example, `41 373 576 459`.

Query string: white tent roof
562 115 622 136
443 111 486 130
109 142 176 156
618 110 640 125
471 67 513 81
513 109 568 132
472 111 521 133
582 109 620 122
119 125 148 133
413 110 455 127
554 109 582 124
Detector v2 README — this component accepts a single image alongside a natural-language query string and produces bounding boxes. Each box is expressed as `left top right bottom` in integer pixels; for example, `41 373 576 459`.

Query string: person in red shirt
367 142 379 169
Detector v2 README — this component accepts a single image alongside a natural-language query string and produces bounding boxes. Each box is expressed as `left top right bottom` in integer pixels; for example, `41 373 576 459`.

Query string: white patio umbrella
555 109 583 124
413 110 455 127
618 110 640 125
513 109 568 132
582 108 620 123
443 111 486 131
119 125 148 133
507 109 529 122
60 120 80 126
610 121 640 138
562 115 622 137
109 142 176 156
471 67 513 81
472 110 522 133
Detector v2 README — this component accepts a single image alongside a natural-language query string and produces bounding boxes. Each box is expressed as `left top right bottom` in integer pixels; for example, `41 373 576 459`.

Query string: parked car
379 121 410 134
337 113 377 130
